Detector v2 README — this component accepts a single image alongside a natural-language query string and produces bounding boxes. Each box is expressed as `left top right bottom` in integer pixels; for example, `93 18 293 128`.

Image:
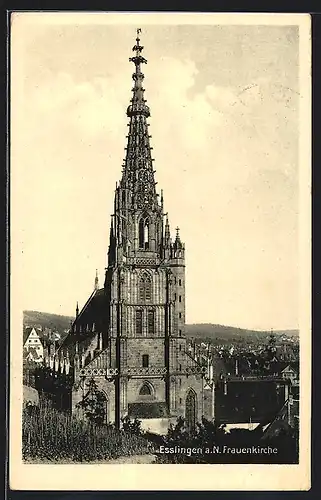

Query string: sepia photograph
10 12 311 491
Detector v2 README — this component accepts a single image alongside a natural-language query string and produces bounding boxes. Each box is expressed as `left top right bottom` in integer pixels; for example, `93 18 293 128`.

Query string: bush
121 415 144 436
155 416 298 464
155 416 227 464
22 402 150 462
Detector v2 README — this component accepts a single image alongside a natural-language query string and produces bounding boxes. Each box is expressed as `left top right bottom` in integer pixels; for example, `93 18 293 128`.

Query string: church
59 30 215 433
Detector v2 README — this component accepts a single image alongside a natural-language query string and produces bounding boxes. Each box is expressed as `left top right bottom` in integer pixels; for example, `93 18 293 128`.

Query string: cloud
14 24 300 329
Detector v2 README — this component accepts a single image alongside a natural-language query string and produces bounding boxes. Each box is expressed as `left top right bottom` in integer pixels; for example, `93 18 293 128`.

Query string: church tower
63 30 211 432
105 29 189 427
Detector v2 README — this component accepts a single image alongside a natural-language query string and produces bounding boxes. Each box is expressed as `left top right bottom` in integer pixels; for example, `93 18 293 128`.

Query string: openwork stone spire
127 28 150 119
121 28 158 212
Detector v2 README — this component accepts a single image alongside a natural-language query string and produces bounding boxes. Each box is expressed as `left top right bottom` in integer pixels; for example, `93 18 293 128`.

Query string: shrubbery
121 415 144 436
155 416 298 464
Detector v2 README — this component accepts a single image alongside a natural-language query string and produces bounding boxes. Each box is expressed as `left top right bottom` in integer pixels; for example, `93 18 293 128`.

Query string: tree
76 378 106 425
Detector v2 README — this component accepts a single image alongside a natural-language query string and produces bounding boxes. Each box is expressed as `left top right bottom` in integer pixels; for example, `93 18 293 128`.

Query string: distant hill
184 324 299 344
23 311 298 345
23 310 74 334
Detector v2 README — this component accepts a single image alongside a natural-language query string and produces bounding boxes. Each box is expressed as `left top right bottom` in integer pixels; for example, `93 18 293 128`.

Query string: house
215 377 290 427
269 361 299 384
23 327 44 362
280 363 299 384
24 347 42 364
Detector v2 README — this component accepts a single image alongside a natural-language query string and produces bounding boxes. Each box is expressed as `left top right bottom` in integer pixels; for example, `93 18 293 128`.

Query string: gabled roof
281 365 295 373
260 401 291 440
23 327 33 344
270 361 299 375
23 328 44 347
26 347 41 360
289 361 299 374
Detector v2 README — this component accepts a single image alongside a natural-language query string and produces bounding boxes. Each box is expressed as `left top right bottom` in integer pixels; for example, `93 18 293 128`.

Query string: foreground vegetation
22 402 150 462
154 417 299 464
22 392 298 464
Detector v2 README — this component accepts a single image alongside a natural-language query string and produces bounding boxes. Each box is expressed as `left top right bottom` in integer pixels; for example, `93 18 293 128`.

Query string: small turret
94 269 99 291
172 226 185 260
54 353 59 372
74 341 80 370
164 215 170 244
65 350 70 375
174 227 183 249
60 350 65 373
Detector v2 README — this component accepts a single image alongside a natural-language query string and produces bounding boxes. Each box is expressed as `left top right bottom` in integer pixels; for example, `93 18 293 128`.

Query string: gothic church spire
121 29 159 212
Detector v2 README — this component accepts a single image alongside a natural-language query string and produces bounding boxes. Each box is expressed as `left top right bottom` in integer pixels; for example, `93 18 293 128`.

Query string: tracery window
139 217 149 250
139 274 152 302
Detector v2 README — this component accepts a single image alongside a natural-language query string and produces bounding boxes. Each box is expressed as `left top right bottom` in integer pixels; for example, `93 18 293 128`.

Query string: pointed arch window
147 310 155 335
135 310 143 335
139 216 149 250
138 381 155 400
139 382 152 395
139 274 152 302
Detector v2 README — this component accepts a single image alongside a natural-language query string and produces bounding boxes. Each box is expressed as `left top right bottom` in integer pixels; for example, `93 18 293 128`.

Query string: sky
11 14 303 330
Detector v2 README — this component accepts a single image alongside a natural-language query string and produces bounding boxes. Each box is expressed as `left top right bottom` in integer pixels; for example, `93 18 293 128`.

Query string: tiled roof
23 327 33 344
63 288 108 349
260 401 291 440
26 347 40 360
128 402 169 419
